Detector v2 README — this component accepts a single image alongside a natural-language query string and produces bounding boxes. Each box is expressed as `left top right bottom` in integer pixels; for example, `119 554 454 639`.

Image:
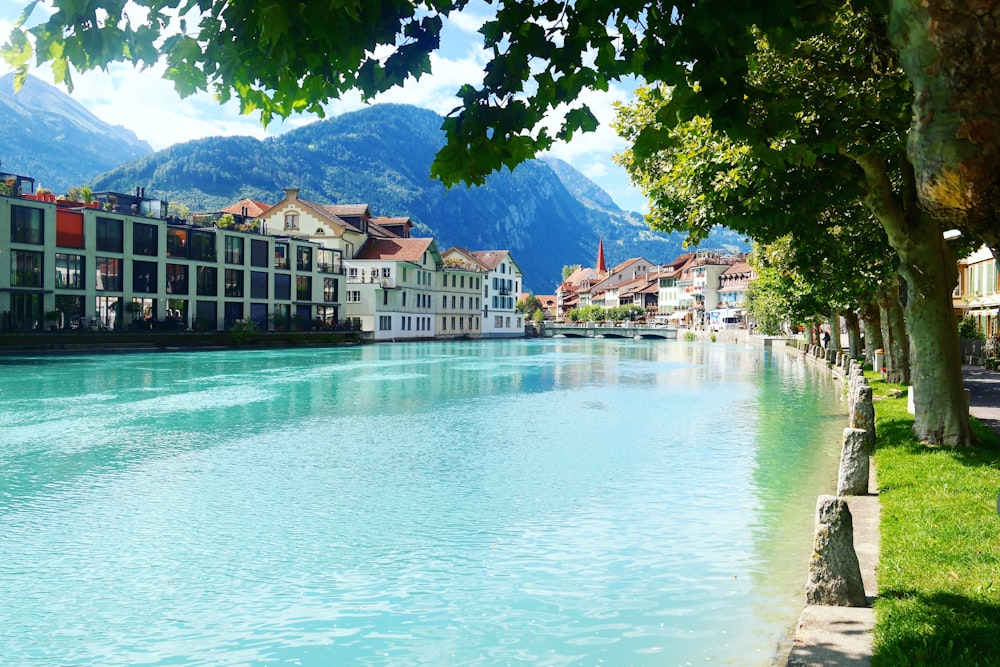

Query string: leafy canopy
1 0 836 186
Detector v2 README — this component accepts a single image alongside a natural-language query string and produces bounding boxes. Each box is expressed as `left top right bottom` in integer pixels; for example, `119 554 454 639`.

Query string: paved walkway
783 359 1000 666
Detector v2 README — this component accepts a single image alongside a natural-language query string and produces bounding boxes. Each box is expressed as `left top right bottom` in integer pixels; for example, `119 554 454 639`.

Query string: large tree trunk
829 310 842 353
843 310 862 360
878 283 910 385
890 0 1000 241
861 302 883 365
857 152 971 445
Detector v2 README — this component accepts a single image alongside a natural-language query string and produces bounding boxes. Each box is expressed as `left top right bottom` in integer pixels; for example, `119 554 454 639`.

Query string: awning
667 310 690 321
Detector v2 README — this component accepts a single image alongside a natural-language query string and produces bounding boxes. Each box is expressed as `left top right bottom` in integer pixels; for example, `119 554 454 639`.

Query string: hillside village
2 167 996 343
0 170 525 340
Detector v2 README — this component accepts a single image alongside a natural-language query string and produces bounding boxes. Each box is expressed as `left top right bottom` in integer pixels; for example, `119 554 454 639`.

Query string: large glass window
274 273 291 300
297 246 313 271
167 228 188 257
55 253 85 289
323 277 337 303
224 301 244 326
166 264 189 294
132 260 158 293
96 217 123 252
95 257 122 291
317 248 338 273
284 212 299 230
250 271 268 299
133 222 158 256
224 235 244 264
274 243 288 269
190 230 216 261
196 266 217 296
11 205 44 245
296 275 311 300
225 269 244 297
11 250 42 287
250 239 269 267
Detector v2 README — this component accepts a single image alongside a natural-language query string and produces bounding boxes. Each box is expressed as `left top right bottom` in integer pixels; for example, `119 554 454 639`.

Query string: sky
0 0 649 213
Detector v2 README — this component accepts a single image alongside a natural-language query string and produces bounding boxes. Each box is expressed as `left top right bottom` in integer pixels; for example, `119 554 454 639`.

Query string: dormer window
284 212 299 230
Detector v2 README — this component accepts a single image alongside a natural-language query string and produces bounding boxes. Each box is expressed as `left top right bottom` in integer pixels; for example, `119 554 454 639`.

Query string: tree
6 0 996 444
613 5 970 444
516 294 543 316
561 265 582 281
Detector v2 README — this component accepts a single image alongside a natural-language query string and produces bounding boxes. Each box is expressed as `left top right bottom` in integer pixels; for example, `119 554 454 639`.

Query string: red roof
354 237 434 262
221 198 271 217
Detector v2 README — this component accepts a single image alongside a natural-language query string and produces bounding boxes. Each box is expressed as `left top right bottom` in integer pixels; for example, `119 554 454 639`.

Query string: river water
0 338 844 666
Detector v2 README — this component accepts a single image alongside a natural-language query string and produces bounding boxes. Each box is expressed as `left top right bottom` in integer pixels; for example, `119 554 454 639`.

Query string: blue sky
0 0 648 212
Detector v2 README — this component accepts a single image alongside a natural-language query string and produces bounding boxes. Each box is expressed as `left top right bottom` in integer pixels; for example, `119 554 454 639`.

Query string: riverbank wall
777 339 878 667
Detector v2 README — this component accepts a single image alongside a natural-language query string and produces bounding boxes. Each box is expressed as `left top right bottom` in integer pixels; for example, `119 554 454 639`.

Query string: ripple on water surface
0 339 843 665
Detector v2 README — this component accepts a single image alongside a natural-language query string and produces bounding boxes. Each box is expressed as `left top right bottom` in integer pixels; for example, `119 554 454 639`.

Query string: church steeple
596 237 606 273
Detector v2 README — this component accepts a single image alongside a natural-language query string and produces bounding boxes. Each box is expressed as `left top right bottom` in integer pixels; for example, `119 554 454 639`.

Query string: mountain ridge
0 77 747 291
0 73 152 193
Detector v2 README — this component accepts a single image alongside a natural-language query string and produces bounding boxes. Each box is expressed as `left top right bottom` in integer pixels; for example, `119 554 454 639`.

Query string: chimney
284 187 300 201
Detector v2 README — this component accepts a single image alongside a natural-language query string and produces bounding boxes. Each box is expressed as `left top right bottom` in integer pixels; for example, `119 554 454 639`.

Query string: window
225 269 244 297
451 316 456 330
190 230 216 261
55 254 84 289
382 267 391 278
379 315 392 331
506 316 511 328
95 257 122 291
250 239 269 267
275 273 291 300
459 316 464 330
347 290 361 303
133 222 158 256
197 266 217 296
297 247 313 272
167 228 188 257
274 243 289 269
318 248 336 273
460 275 465 288
284 212 299 230
383 290 389 306
460 296 465 309
442 295 447 308
296 275 311 300
349 267 358 280
166 264 189 294
323 277 337 302
251 271 268 299
451 274 456 287
132 260 158 293
495 315 503 328
441 316 447 330
224 301 244 325
501 263 506 274
56 212 84 248
224 235 244 264
11 250 42 287
96 217 123 252
11 205 43 244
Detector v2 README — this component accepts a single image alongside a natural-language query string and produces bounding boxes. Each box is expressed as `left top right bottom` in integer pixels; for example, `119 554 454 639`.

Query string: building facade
1 178 343 332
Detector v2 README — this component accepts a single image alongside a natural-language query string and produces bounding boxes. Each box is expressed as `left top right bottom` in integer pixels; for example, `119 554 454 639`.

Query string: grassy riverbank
869 374 1000 666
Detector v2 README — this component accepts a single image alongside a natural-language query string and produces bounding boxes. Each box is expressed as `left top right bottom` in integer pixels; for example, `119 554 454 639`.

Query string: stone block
838 428 870 495
805 495 867 607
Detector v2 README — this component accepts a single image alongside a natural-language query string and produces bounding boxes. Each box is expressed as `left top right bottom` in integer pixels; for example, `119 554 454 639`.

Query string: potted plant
45 310 61 331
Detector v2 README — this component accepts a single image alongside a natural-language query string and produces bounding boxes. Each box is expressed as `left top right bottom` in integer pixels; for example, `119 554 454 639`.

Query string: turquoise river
0 338 846 666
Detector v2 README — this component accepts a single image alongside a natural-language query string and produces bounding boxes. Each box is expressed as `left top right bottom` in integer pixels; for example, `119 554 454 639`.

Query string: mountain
89 104 747 291
0 74 153 193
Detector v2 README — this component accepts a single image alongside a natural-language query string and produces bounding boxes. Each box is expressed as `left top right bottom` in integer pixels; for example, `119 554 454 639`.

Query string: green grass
868 373 1000 666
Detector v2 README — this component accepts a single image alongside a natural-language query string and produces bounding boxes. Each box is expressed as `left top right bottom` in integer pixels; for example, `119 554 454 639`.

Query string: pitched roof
221 198 271 217
354 237 434 262
470 250 510 270
323 204 371 218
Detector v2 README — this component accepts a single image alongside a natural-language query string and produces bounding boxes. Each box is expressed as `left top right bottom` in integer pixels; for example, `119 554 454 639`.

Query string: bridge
543 324 679 340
